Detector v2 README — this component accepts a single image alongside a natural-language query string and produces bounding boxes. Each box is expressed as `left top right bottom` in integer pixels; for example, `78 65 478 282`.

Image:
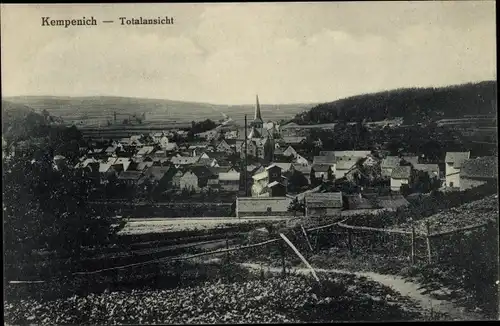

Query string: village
10 95 493 220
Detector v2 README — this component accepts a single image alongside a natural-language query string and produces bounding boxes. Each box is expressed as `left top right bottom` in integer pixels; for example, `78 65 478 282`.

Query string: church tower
250 94 263 135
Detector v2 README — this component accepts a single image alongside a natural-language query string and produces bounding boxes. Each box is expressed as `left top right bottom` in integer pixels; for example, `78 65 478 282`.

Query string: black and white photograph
2 2 498 323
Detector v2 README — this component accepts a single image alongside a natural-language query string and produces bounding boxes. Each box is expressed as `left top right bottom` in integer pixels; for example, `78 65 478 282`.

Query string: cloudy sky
1 2 496 105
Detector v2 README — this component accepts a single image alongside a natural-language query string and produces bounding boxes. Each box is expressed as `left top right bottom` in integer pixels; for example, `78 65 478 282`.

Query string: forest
292 81 497 125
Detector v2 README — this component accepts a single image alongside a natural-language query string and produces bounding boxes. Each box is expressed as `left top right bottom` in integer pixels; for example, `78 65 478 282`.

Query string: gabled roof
305 192 343 208
381 156 401 169
137 146 155 156
267 162 292 172
137 161 154 171
445 152 470 168
292 163 312 174
118 171 143 180
219 172 241 181
414 164 440 175
267 181 284 188
236 197 292 213
313 156 336 165
402 156 419 166
461 156 498 179
252 170 268 181
391 166 412 179
311 164 331 173
171 156 200 165
333 150 371 158
319 151 336 157
188 165 217 179
335 158 358 171
145 166 171 180
98 163 112 173
164 143 178 151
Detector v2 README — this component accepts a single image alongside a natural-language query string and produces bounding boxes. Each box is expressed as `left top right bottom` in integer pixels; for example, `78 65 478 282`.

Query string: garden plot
393 195 498 234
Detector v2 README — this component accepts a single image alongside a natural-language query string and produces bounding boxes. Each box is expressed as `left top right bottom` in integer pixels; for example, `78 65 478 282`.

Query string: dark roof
312 164 331 173
305 192 343 208
189 165 217 179
292 164 312 174
145 166 171 181
313 156 336 165
391 166 412 179
461 156 498 179
319 151 336 157
118 171 143 180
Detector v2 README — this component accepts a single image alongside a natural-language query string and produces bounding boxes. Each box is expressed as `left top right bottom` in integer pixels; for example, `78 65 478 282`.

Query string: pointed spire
254 94 263 123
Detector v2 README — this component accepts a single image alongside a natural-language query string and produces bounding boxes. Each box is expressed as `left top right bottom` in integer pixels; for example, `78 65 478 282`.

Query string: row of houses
235 191 410 218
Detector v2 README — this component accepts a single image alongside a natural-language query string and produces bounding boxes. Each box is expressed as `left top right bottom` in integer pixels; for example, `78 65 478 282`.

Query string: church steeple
253 94 263 125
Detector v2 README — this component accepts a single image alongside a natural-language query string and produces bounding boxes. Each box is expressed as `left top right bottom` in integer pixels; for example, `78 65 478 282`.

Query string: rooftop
391 166 412 179
305 192 343 208
445 152 470 168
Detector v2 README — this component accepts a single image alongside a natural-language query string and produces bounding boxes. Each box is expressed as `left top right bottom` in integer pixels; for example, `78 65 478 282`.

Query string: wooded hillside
293 81 497 125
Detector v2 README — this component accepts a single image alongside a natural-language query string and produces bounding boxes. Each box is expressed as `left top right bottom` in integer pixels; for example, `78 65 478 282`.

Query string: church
238 95 275 162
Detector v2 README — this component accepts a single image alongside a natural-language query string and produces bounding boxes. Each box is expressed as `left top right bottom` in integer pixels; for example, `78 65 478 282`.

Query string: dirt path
239 263 485 321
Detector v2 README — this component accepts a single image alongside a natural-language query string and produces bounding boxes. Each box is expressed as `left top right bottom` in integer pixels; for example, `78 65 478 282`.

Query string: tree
3 151 124 278
287 170 309 193
288 197 305 217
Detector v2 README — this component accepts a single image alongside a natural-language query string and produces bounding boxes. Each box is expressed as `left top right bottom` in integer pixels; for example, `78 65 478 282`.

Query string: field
4 96 315 127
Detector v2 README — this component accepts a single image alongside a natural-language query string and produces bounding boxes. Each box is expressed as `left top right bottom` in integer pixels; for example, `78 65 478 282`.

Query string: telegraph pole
244 114 248 197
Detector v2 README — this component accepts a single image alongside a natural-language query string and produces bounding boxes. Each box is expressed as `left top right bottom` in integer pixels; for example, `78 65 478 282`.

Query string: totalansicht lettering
41 16 97 28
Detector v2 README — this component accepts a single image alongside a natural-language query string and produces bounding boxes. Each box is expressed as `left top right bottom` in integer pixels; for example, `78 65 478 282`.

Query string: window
267 207 272 213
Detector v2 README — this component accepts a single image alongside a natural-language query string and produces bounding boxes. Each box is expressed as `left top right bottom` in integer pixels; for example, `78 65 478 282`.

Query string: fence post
348 229 353 254
425 221 432 264
411 224 416 265
279 241 286 277
301 225 314 252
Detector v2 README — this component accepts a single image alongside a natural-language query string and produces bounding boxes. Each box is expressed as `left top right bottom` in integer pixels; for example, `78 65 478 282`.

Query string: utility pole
244 114 248 197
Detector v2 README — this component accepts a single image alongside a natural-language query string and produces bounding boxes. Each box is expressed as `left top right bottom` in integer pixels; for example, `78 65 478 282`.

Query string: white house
390 166 413 192
445 152 470 188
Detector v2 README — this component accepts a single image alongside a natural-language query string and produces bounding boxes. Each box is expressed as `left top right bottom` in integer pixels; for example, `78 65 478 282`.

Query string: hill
292 81 497 125
3 96 316 127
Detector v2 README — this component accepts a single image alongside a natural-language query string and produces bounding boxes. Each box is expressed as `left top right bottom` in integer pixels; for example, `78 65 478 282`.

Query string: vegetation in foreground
4 261 426 324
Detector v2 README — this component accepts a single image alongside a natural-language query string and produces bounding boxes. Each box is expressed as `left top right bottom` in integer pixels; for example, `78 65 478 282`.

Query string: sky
1 2 496 105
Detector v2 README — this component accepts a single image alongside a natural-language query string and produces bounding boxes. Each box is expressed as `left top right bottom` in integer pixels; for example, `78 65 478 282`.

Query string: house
390 166 413 192
251 165 286 197
136 146 155 157
268 162 293 173
145 166 171 182
311 164 331 180
381 156 401 178
179 166 217 192
445 151 470 188
219 172 241 192
304 192 343 217
117 171 144 186
216 140 234 154
281 136 307 146
333 150 371 159
114 157 131 171
402 156 419 167
283 146 298 157
163 142 178 152
414 164 440 179
293 154 309 165
291 164 312 184
459 156 498 190
335 157 359 179
264 181 287 197
235 197 292 218
171 169 185 189
313 156 336 172
171 155 200 167
193 157 219 168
